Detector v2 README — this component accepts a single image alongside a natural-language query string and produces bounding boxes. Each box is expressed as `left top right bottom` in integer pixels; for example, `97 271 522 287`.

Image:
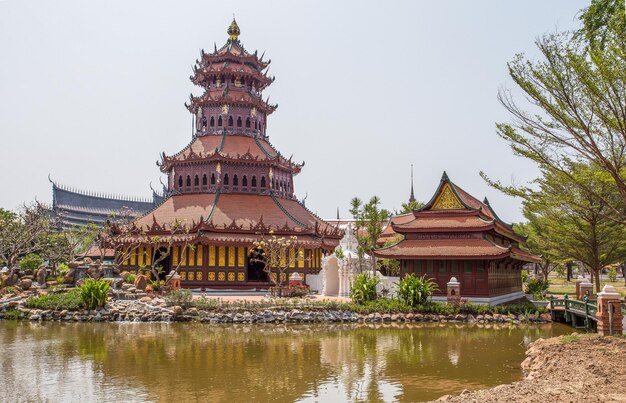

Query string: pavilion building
374 172 539 304
117 19 343 288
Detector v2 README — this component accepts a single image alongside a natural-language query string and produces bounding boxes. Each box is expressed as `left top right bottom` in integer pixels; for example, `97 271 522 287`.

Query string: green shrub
396 274 438 307
126 274 136 284
57 263 69 275
19 253 43 271
165 289 193 306
525 278 549 295
0 286 17 297
350 273 380 304
607 267 618 282
79 279 110 309
521 271 528 283
55 275 66 285
25 289 84 310
3 308 21 320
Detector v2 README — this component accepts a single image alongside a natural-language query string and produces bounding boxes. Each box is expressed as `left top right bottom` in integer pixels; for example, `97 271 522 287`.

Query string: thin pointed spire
409 164 416 203
336 207 340 220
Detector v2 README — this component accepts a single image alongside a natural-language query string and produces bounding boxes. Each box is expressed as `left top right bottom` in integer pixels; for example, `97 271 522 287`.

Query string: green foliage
55 275 66 285
350 273 380 304
521 271 529 283
150 279 165 291
25 289 83 310
19 253 43 271
525 278 549 295
350 196 390 266
3 308 21 320
334 246 345 259
78 279 110 309
126 273 136 284
58 263 69 275
555 266 565 279
560 334 581 344
165 289 193 306
396 274 438 307
399 200 424 214
607 267 618 282
0 286 16 297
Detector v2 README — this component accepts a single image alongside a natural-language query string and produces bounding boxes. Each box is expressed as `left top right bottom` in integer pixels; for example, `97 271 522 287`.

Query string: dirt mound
433 334 626 403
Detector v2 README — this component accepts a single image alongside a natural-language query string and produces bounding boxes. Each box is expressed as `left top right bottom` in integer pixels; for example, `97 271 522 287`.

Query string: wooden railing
550 295 598 330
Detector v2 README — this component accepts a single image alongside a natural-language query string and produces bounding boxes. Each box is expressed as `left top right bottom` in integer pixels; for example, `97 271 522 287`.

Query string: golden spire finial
227 16 240 41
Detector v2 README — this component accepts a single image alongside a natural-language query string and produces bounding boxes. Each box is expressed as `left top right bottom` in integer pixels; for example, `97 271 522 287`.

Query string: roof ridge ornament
228 16 240 41
441 171 449 181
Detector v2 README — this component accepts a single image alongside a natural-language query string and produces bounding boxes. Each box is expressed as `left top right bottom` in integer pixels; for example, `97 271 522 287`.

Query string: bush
525 278 549 295
55 275 66 285
79 279 110 309
3 308 21 320
57 263 69 275
126 273 136 284
165 289 193 306
282 282 310 298
25 289 84 310
607 267 618 282
19 253 43 271
0 287 17 297
350 273 380 304
396 274 438 307
521 271 529 283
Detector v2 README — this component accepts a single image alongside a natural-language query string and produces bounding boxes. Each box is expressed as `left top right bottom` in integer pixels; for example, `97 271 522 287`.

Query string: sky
0 0 590 222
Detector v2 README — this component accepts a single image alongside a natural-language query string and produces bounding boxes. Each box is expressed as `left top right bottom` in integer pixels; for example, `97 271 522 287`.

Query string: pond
0 322 573 402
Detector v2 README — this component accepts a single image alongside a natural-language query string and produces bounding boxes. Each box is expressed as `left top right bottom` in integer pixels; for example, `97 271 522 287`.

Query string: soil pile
434 334 626 402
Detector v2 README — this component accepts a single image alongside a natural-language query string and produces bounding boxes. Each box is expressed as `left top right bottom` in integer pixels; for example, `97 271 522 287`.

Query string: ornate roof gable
419 171 476 212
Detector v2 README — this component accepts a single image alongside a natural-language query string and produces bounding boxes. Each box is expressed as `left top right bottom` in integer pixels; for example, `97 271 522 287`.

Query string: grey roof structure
50 179 164 227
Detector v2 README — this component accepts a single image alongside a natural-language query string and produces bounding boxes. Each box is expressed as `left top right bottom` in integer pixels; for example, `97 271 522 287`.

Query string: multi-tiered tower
122 19 343 288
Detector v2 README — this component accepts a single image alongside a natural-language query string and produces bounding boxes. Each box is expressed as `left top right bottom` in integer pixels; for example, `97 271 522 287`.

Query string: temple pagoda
118 19 343 288
374 172 539 304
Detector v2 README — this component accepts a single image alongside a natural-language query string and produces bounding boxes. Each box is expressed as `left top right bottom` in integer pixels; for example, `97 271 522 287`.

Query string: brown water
0 322 573 402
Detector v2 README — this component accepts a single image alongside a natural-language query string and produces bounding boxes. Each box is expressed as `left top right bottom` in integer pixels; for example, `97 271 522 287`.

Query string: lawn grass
547 277 626 297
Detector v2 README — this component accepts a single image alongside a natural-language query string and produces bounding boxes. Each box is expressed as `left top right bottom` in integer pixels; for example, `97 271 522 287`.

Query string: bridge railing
550 295 598 329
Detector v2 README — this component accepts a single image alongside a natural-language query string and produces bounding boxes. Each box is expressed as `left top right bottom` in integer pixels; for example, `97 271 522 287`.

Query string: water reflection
0 322 572 402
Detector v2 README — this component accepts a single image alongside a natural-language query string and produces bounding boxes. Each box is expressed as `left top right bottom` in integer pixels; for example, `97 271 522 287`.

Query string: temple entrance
153 248 171 281
247 250 269 282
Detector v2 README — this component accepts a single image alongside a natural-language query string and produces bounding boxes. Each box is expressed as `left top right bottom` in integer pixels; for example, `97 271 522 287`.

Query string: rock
36 267 46 285
540 313 552 322
171 305 184 317
186 308 199 316
134 275 148 291
19 278 32 290
121 283 133 290
139 296 152 303
120 271 130 280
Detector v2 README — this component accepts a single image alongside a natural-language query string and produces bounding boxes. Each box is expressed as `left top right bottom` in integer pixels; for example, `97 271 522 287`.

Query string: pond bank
0 297 552 324
433 334 626 402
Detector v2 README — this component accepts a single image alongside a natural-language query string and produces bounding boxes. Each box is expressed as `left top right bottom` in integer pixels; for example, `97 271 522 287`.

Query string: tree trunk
593 268 601 293
622 263 626 287
566 262 572 282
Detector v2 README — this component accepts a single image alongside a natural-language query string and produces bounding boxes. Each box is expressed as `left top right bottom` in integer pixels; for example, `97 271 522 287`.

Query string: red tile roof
393 213 494 232
373 238 511 259
134 192 342 241
169 135 278 162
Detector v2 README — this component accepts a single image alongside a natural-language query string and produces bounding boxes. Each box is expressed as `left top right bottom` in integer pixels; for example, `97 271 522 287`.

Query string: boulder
68 261 81 269
171 305 184 317
19 278 32 290
134 274 148 291
36 267 47 285
120 271 130 280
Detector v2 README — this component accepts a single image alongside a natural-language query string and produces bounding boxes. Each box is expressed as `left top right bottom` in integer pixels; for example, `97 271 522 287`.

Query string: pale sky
0 0 589 223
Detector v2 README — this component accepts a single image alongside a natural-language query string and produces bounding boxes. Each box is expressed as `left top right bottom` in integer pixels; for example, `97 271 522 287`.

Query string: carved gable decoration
431 183 465 210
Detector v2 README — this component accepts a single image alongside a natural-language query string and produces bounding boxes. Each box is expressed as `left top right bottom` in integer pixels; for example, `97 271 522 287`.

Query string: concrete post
447 277 461 305
577 277 593 299
596 285 623 336
575 276 584 299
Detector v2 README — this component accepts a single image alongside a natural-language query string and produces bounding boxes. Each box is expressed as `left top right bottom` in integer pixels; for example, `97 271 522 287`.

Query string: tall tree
349 196 391 275
514 164 626 292
482 0 626 221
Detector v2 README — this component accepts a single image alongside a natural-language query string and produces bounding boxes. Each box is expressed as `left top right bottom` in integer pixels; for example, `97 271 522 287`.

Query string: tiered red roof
374 172 540 263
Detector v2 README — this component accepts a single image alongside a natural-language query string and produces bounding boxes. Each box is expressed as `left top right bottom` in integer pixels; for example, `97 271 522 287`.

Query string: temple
374 172 539 304
50 178 161 227
117 19 343 288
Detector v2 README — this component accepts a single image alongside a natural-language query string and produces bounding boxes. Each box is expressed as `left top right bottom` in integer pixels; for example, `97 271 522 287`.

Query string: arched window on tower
255 121 258 130
218 116 223 127
261 176 266 189
233 174 238 186
186 175 191 187
242 175 248 187
223 174 229 186
194 175 199 187
201 117 207 132
228 116 233 127
251 176 257 187
178 176 183 188
210 117 215 127
211 173 216 185
202 174 207 186
237 116 242 127
246 117 251 128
